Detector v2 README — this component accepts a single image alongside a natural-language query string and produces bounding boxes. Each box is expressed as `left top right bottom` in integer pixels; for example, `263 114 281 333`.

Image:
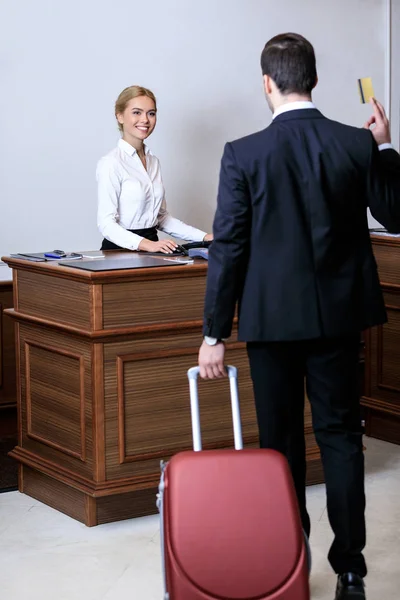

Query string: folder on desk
10 252 83 262
62 256 190 271
10 253 46 262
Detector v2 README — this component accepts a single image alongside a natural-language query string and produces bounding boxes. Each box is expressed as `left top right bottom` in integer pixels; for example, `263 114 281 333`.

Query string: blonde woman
97 85 212 253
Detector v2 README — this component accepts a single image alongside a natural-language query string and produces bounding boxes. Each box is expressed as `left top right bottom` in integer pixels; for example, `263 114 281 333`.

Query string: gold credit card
357 77 375 103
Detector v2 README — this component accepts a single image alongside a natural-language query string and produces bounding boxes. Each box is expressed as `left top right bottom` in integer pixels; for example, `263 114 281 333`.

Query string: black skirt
100 227 159 251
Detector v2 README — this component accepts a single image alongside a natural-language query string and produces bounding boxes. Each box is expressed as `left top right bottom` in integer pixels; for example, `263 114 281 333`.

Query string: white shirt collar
118 138 151 156
272 101 316 120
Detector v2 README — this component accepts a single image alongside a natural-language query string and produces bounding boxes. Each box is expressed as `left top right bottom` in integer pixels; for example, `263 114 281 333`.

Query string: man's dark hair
260 33 317 95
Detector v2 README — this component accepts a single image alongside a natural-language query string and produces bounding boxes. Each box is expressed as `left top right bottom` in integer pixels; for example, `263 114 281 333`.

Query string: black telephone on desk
173 241 212 255
143 240 212 256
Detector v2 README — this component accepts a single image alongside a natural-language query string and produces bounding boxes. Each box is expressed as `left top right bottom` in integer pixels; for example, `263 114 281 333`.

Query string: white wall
391 0 400 152
0 0 389 257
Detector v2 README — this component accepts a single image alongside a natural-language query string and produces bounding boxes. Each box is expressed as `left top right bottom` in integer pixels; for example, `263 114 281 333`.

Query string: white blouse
96 139 206 250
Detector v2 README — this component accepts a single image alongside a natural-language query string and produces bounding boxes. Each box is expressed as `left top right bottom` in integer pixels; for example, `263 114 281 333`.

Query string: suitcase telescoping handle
187 366 243 451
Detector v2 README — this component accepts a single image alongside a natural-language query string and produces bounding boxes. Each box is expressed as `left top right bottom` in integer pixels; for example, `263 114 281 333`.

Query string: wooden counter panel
25 342 86 461
96 487 159 524
0 286 16 408
17 271 91 328
366 287 400 409
305 429 317 450
376 318 400 394
367 325 400 411
373 241 400 285
18 323 94 478
365 410 400 445
102 275 206 329
120 349 255 453
104 333 258 480
21 465 88 524
381 289 400 308
362 237 400 444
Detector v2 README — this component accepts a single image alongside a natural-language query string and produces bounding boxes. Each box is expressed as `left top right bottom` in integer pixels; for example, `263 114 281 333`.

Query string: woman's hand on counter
203 233 213 242
138 238 179 253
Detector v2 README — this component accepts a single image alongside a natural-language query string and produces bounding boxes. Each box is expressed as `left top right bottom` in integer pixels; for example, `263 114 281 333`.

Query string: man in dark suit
198 33 400 600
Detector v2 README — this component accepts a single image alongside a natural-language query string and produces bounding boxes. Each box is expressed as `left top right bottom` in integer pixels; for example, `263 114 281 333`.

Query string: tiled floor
0 437 399 599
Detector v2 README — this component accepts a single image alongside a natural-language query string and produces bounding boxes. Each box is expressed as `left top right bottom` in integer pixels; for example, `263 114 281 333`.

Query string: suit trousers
247 334 367 577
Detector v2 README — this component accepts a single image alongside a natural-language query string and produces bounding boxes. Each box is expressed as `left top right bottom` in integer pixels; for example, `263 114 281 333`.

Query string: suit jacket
203 109 400 342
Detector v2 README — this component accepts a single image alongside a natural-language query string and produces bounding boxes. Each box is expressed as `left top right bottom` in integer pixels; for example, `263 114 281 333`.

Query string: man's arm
364 98 400 232
203 142 251 340
199 142 251 379
367 144 400 233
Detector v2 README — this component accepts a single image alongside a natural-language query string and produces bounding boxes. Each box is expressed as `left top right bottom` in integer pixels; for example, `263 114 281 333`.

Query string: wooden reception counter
362 234 400 444
2 252 323 526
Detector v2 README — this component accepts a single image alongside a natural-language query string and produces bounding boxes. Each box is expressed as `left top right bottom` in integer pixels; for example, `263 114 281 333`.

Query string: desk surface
3 233 397 290
370 232 400 243
1 250 208 283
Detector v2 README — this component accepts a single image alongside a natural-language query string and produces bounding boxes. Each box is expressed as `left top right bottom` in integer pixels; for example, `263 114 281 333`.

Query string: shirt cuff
204 336 227 345
378 143 394 151
131 236 144 251
191 228 207 242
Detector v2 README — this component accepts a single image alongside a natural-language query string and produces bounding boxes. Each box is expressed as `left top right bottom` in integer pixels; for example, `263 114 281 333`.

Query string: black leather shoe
335 573 365 599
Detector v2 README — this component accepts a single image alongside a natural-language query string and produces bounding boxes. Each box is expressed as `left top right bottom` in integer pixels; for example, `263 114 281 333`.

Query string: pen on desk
80 255 104 259
162 257 194 264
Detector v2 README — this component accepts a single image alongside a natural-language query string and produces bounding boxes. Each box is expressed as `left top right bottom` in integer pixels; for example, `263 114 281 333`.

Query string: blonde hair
115 85 157 133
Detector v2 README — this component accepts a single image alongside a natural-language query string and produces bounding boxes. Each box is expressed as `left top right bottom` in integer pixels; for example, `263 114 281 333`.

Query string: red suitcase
157 366 310 600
